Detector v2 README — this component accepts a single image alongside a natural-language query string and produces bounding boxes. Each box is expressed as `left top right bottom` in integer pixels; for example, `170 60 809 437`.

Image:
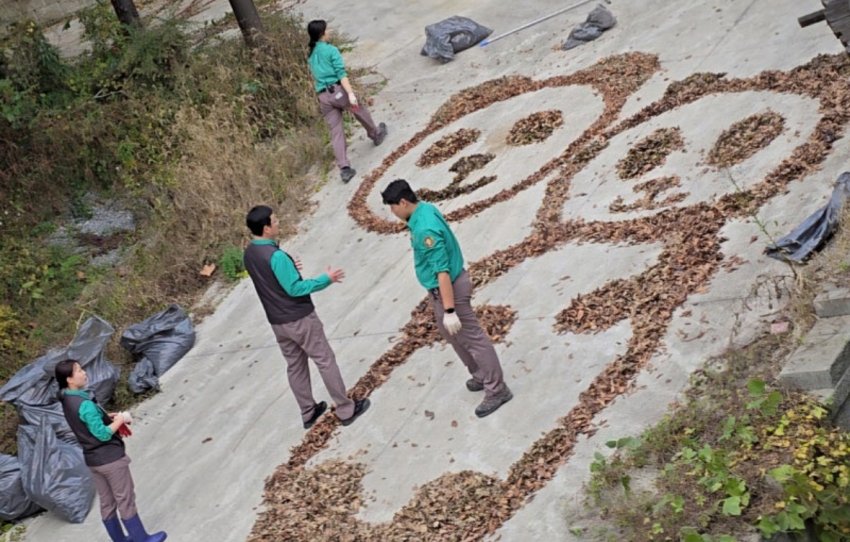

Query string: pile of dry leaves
506 110 564 146
707 110 786 168
616 127 685 179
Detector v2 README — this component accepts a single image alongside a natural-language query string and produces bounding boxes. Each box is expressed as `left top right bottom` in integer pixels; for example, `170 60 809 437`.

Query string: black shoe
372 123 388 146
340 398 370 426
466 378 484 392
474 387 513 418
303 401 327 429
340 166 356 183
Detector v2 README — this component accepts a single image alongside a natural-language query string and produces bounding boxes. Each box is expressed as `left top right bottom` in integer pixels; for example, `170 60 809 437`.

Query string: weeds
0 9 330 454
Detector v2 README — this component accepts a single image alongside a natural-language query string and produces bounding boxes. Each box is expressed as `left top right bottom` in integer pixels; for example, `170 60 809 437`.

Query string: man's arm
437 271 454 310
270 251 332 297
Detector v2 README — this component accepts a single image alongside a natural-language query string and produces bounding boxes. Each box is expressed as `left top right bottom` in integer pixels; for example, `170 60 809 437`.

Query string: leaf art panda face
292 54 847 541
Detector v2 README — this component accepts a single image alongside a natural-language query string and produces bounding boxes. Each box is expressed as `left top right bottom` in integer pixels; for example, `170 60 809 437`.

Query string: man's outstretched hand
327 267 345 283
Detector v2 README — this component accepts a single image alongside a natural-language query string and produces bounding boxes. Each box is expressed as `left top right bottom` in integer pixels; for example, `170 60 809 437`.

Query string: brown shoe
340 398 371 426
474 387 512 418
303 401 327 429
466 379 484 392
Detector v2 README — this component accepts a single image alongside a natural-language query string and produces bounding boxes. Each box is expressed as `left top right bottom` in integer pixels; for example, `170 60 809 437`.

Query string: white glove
443 311 462 336
120 411 133 425
347 92 358 107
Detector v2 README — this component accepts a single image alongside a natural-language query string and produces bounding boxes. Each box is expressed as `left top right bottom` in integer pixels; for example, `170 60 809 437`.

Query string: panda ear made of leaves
348 53 661 236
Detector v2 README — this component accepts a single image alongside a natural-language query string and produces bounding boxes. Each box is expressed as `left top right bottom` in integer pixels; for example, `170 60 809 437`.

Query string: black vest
243 242 315 324
60 392 125 467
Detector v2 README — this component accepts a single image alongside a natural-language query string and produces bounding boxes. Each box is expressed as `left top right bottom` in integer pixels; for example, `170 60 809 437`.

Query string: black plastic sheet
562 4 617 50
766 172 850 263
421 16 492 62
122 304 195 393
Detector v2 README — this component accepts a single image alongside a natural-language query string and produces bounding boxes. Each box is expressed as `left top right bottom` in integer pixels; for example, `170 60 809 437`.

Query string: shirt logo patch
424 236 434 248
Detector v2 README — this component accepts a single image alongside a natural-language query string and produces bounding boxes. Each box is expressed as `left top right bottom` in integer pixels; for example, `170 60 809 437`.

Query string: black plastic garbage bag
562 4 617 50
17 420 94 524
0 316 120 409
421 16 492 62
766 172 850 263
17 403 77 446
65 316 120 404
0 351 59 409
0 454 43 521
122 304 195 393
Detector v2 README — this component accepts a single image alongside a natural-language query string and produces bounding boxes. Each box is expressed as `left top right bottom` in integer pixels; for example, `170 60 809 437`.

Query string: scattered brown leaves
609 176 686 213
253 52 850 540
449 153 495 183
416 129 481 168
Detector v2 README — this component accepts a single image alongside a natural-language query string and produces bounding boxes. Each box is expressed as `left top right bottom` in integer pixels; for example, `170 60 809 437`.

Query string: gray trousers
430 270 507 398
318 87 379 169
271 310 355 421
89 455 137 520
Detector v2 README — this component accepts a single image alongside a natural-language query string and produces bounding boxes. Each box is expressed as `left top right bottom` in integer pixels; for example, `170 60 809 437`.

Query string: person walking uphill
307 19 388 183
55 359 167 542
381 180 513 418
243 205 370 428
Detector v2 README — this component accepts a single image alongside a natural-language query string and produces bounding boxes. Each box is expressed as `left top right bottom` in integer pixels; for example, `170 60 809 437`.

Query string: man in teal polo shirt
381 179 513 418
243 205 370 428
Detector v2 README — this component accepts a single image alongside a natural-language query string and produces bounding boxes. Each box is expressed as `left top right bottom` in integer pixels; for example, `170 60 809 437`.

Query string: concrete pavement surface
25 0 849 540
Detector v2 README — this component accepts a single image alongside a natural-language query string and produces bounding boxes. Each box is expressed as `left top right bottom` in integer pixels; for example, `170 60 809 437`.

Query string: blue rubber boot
103 516 130 542
122 515 167 542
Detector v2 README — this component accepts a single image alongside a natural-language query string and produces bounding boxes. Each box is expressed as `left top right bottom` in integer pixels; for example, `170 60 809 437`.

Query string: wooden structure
800 0 850 50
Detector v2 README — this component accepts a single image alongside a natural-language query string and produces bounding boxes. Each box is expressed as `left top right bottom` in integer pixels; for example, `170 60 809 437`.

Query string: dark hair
246 205 274 236
307 20 327 55
381 179 419 205
55 359 77 390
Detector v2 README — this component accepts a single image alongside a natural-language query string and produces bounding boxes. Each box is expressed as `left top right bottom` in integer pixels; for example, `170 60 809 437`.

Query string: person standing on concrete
55 359 167 542
307 19 388 183
243 205 370 428
380 180 513 418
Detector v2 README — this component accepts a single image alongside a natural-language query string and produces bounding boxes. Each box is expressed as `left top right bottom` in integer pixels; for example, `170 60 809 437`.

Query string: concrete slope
24 0 847 540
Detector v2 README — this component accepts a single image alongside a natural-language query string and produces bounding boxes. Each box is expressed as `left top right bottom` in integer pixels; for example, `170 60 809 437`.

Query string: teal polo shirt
63 389 114 442
308 41 347 92
407 202 464 290
250 239 331 296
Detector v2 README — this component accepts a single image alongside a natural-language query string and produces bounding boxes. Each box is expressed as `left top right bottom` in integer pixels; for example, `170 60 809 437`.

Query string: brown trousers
430 270 507 398
318 87 379 169
271 310 355 421
89 455 137 520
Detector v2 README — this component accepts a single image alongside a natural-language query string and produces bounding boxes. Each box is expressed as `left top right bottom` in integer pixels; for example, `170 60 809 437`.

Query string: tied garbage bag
122 304 195 393
64 316 120 404
17 403 77 446
421 16 492 62
17 419 94 524
766 172 850 263
0 316 119 407
0 316 119 441
562 4 617 50
0 454 42 521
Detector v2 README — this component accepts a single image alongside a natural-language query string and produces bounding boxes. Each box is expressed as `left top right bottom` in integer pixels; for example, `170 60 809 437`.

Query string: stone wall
0 0 96 28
